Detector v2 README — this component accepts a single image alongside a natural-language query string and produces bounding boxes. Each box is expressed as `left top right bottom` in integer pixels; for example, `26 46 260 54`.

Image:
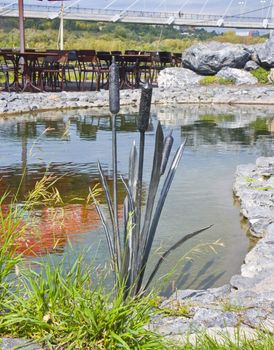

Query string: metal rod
136 131 145 247
112 113 121 270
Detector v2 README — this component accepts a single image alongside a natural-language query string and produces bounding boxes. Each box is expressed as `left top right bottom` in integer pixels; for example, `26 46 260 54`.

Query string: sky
2 0 274 18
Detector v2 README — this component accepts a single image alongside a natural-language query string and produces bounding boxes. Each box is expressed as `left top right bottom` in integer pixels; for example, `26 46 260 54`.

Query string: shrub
199 76 235 86
251 67 269 84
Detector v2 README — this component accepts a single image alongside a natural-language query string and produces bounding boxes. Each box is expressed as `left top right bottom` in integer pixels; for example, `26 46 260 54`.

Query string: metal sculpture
95 58 211 297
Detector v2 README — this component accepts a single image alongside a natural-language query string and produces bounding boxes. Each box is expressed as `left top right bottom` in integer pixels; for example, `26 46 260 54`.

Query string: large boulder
254 37 274 68
216 67 258 85
158 67 202 90
182 41 251 75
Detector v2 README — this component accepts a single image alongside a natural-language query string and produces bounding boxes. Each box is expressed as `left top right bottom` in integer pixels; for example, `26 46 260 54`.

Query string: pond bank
2 85 274 117
150 157 274 344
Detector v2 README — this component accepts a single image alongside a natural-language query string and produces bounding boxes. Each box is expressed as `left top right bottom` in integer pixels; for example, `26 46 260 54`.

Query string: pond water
0 104 273 293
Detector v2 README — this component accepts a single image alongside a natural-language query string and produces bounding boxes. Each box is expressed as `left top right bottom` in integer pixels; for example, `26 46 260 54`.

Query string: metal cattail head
138 82 152 133
109 56 120 115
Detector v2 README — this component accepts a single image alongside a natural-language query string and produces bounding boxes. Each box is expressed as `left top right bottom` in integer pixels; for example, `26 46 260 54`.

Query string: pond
0 103 273 293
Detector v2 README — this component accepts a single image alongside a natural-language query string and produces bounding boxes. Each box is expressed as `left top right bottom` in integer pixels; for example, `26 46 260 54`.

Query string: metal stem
112 113 121 271
136 132 145 252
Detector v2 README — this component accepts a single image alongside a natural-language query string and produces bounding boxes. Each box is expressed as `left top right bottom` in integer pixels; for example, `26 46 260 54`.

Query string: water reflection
0 105 273 291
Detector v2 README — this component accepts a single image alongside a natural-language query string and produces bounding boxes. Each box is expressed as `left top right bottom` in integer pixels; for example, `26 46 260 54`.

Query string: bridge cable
178 0 191 13
104 0 119 10
119 0 141 16
198 0 210 16
228 3 274 18
266 0 272 18
154 0 167 12
239 0 247 16
223 0 235 18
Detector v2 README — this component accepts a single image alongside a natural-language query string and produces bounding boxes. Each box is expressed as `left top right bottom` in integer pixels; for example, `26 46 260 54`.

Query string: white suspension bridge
0 0 274 29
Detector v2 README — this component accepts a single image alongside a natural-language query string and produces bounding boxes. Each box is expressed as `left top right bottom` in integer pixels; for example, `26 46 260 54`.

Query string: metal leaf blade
139 122 164 262
128 141 138 202
97 161 115 234
93 198 115 264
136 139 186 292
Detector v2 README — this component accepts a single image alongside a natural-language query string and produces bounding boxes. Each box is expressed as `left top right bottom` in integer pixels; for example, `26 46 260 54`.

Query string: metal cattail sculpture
95 69 212 297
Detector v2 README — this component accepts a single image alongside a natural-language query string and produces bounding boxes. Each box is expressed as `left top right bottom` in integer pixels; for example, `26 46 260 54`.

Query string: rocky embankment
3 85 274 117
150 157 274 343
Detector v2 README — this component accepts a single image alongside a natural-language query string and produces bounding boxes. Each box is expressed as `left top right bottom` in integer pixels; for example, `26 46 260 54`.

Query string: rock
268 68 274 83
216 68 258 85
158 68 202 90
192 308 238 328
243 308 269 328
172 285 231 304
244 60 259 71
0 338 42 349
254 37 274 68
256 156 274 169
169 326 258 346
148 316 192 336
182 41 251 75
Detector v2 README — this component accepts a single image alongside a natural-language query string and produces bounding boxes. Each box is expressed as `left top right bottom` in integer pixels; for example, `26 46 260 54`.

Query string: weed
199 76 235 86
222 302 249 312
251 67 270 84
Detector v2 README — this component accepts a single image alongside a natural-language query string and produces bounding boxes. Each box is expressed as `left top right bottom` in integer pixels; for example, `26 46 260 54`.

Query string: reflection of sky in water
0 105 273 293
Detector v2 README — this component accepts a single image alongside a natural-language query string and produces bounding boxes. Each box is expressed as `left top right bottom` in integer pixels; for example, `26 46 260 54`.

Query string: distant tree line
0 17 265 52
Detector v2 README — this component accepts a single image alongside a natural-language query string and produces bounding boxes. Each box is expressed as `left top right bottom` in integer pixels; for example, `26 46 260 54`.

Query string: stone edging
150 157 274 343
3 86 274 117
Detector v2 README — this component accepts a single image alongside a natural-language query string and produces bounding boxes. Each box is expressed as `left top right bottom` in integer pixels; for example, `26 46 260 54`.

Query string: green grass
251 67 270 84
0 252 172 350
176 331 274 349
199 76 235 86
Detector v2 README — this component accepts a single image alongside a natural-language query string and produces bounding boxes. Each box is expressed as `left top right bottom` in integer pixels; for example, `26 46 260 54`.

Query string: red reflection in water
1 204 101 256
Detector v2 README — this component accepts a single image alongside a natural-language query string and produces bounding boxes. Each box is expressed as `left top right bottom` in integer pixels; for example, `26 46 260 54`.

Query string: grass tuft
0 253 168 350
199 76 235 86
251 67 270 84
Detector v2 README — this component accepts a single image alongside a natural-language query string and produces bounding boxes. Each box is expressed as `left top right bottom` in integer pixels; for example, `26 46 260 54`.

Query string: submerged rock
182 41 251 75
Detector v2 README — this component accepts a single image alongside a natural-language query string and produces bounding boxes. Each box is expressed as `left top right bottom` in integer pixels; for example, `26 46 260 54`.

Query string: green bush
199 76 235 86
251 67 269 84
